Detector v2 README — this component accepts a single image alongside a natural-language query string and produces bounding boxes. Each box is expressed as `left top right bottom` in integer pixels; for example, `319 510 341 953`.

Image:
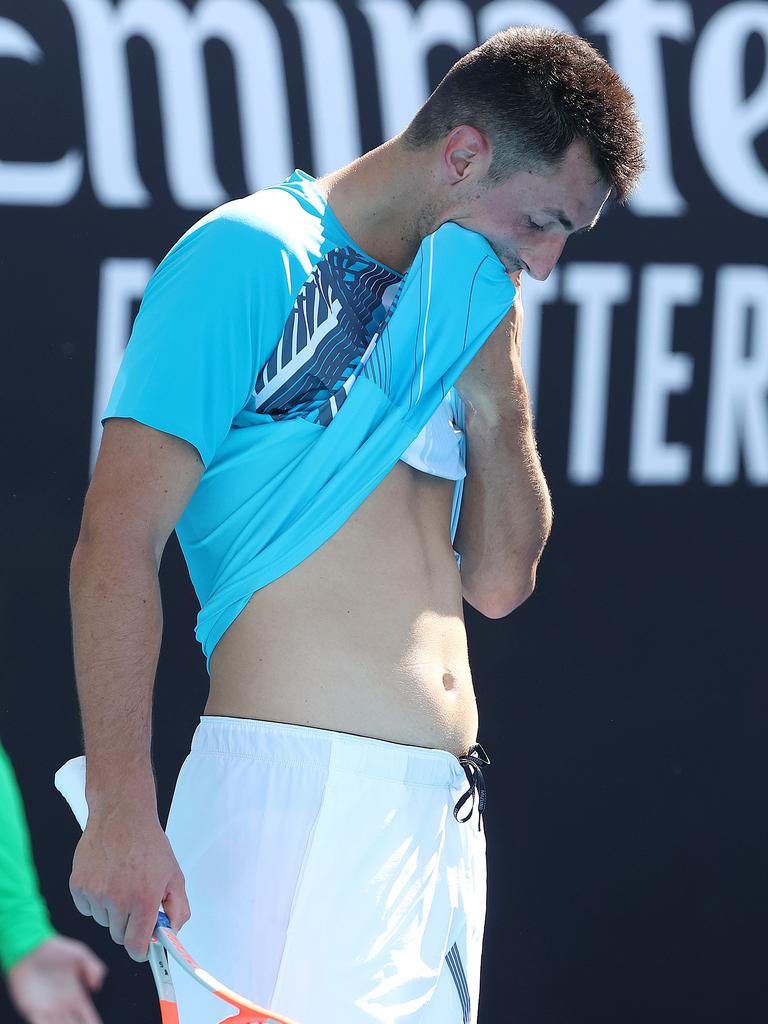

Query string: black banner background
2 1 766 1021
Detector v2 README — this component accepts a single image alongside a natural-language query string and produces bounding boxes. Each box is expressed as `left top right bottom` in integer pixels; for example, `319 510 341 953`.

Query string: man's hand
453 271 524 420
69 802 190 963
6 934 107 1024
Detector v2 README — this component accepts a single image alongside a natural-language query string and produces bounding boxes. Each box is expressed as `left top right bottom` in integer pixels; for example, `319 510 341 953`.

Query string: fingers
68 828 189 963
51 936 107 988
70 886 108 928
69 884 95 920
75 1001 105 1024
123 907 158 962
104 902 129 947
162 877 191 932
6 937 106 1024
91 904 110 928
67 967 106 1024
61 993 104 1024
70 879 155 962
74 943 108 990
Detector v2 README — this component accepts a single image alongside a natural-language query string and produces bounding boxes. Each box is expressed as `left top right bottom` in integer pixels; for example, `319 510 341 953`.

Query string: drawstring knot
453 742 491 831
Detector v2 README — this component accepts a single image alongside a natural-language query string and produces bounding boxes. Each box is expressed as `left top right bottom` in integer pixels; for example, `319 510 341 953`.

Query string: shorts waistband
192 715 470 789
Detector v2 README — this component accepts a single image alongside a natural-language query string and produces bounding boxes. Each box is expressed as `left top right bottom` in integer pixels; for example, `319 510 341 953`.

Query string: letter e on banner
586 0 694 217
0 17 82 205
564 263 632 485
691 3 768 215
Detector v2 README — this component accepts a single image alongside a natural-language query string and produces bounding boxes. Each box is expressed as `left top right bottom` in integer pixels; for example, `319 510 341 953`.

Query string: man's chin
481 237 521 275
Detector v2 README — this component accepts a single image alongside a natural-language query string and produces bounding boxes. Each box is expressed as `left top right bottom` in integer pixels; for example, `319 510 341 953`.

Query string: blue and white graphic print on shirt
250 244 466 484
252 247 402 427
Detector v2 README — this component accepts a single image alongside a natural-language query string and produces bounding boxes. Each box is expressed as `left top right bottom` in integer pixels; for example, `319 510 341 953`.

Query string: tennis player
67 26 644 1024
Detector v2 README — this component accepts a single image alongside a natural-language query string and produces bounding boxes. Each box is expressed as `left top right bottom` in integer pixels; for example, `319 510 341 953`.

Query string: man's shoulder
177 189 305 256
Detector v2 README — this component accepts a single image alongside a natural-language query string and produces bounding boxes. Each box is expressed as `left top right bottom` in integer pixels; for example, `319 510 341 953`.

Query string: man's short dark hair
400 26 645 203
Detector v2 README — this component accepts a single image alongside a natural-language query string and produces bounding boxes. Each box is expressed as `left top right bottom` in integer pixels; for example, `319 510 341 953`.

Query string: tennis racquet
55 755 300 1024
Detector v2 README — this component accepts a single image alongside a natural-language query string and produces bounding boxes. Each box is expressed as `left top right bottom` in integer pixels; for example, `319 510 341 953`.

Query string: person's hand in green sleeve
0 742 107 1024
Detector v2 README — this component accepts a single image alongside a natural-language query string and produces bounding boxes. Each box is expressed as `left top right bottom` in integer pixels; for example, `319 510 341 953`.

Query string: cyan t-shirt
102 170 515 673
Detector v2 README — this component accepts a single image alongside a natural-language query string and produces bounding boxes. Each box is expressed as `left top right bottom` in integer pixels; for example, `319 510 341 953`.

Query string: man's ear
443 125 492 183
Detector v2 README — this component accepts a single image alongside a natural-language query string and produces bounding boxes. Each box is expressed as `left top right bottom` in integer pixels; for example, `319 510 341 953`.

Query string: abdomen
206 459 478 757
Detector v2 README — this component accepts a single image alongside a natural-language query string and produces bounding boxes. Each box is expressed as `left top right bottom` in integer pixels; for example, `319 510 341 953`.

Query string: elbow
463 566 538 619
460 516 551 619
484 574 537 619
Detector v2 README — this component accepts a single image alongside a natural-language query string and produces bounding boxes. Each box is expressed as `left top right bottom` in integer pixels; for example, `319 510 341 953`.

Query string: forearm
69 538 162 816
453 376 553 616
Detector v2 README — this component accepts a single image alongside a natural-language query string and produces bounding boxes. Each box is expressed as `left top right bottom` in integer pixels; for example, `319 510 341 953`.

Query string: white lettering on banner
0 19 82 204
288 0 361 176
360 0 475 138
691 3 768 217
91 258 768 486
630 264 699 484
478 1 575 35
63 0 291 208
0 0 763 218
586 0 694 217
563 264 632 485
520 271 561 419
90 258 154 475
705 267 768 485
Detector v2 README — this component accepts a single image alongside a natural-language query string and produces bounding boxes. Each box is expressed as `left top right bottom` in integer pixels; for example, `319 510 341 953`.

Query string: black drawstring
453 742 491 831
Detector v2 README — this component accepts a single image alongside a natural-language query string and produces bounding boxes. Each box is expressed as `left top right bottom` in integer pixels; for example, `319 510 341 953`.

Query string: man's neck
314 139 439 276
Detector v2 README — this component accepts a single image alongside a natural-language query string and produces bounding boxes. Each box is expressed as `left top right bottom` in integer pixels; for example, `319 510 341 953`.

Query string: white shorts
165 716 489 1024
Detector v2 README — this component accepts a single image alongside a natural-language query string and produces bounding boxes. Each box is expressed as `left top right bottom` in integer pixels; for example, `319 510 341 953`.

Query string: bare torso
205 460 477 758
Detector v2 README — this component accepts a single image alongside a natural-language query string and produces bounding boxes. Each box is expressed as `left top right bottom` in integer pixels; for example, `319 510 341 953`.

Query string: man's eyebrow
542 208 600 234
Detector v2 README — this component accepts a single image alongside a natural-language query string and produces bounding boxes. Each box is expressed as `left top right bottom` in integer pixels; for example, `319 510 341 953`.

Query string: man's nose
526 235 567 281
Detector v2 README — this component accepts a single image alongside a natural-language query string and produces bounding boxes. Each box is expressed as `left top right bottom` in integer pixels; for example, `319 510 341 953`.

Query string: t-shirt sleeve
101 215 272 469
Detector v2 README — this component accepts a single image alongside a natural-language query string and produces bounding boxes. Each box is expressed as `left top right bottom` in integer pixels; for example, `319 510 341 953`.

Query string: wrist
85 769 158 818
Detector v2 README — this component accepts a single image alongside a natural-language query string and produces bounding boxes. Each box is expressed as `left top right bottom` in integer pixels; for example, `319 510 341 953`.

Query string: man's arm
453 286 553 618
68 417 203 960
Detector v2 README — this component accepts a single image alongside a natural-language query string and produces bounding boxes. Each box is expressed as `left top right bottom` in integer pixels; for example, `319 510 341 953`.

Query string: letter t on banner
629 264 700 485
564 263 632 485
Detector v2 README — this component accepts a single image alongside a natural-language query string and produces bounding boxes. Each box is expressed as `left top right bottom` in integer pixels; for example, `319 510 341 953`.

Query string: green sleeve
0 741 56 974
